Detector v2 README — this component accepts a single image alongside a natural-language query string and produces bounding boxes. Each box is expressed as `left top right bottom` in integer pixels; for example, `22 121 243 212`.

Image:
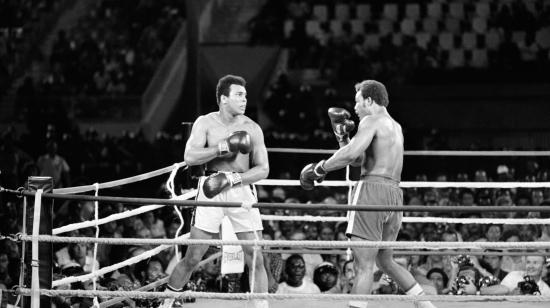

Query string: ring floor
184 299 549 308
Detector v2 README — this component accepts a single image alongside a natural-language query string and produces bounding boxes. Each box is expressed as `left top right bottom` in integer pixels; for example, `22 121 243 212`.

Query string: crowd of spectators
9 0 185 129
0 0 65 97
46 0 184 98
249 0 550 84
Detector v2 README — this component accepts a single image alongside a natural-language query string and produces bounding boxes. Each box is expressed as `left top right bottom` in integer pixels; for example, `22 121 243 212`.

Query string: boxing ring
1 148 550 308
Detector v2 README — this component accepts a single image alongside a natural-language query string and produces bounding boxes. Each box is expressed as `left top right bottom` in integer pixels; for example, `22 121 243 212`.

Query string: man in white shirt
276 254 321 294
480 254 550 295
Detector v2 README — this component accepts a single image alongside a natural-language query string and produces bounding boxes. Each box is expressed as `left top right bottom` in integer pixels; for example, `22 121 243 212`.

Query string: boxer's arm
322 117 375 172
337 138 364 166
239 123 269 185
184 116 218 166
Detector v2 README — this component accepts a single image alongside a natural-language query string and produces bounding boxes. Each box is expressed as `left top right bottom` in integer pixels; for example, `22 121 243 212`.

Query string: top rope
267 148 550 156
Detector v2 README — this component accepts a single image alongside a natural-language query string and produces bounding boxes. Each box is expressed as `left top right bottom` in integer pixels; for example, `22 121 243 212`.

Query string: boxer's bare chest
204 113 254 171
205 114 253 147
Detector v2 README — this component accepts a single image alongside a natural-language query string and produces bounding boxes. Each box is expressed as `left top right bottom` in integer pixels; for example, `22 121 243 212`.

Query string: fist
328 107 355 143
203 172 242 198
218 131 251 156
300 161 327 190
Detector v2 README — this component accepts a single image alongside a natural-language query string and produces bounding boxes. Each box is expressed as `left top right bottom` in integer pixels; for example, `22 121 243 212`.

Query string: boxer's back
361 114 404 181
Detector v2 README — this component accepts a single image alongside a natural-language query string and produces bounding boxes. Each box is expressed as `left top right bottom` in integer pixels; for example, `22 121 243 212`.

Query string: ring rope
98 252 222 308
52 233 190 287
54 204 162 235
257 179 550 188
12 191 550 212
52 162 187 194
16 288 550 302
166 163 186 262
52 202 542 237
260 214 550 225
263 249 550 257
52 190 197 235
20 235 550 250
267 148 550 156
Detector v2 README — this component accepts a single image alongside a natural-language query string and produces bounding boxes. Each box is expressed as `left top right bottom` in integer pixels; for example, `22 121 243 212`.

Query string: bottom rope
16 289 550 302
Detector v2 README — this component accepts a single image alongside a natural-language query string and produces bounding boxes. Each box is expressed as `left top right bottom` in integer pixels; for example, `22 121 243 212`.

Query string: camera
456 255 473 268
450 275 470 295
478 275 500 288
517 276 541 295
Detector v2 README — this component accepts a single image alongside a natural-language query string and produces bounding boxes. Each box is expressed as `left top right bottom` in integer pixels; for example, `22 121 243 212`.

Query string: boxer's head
354 79 389 110
216 74 246 106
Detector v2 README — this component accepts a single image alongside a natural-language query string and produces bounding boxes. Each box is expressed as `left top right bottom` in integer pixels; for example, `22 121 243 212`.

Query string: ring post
24 176 53 308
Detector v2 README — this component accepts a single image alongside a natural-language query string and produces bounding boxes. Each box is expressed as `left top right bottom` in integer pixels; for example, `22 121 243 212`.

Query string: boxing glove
203 172 242 198
328 107 355 143
218 131 251 156
300 160 328 190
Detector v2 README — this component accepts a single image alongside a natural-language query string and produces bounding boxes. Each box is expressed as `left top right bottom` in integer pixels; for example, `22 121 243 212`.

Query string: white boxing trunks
193 174 263 233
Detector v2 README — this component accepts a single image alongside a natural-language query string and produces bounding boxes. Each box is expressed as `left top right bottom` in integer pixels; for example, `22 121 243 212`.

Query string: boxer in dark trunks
300 80 436 308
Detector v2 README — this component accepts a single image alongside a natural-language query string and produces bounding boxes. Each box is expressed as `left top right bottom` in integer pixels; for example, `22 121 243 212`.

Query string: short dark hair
502 228 520 241
216 74 246 105
427 267 449 286
354 80 389 107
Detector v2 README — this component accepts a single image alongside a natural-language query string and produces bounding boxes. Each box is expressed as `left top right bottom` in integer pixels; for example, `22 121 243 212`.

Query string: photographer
448 255 483 295
480 254 550 295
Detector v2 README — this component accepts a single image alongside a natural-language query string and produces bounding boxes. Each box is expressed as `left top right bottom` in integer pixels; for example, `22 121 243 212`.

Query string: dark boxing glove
300 160 328 190
328 107 355 143
203 172 242 199
218 131 251 156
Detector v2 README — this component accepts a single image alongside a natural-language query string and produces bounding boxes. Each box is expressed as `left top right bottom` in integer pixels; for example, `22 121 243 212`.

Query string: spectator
519 224 538 242
285 231 323 282
144 257 167 284
313 262 339 293
482 250 509 281
339 259 354 294
532 189 545 206
277 254 320 294
448 256 483 295
501 229 526 272
459 189 475 206
36 140 71 188
63 243 99 274
426 268 448 295
142 211 166 238
477 224 503 242
481 254 550 295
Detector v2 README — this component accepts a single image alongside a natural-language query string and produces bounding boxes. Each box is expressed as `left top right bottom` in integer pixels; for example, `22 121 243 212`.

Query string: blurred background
0 0 550 304
1 0 550 186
